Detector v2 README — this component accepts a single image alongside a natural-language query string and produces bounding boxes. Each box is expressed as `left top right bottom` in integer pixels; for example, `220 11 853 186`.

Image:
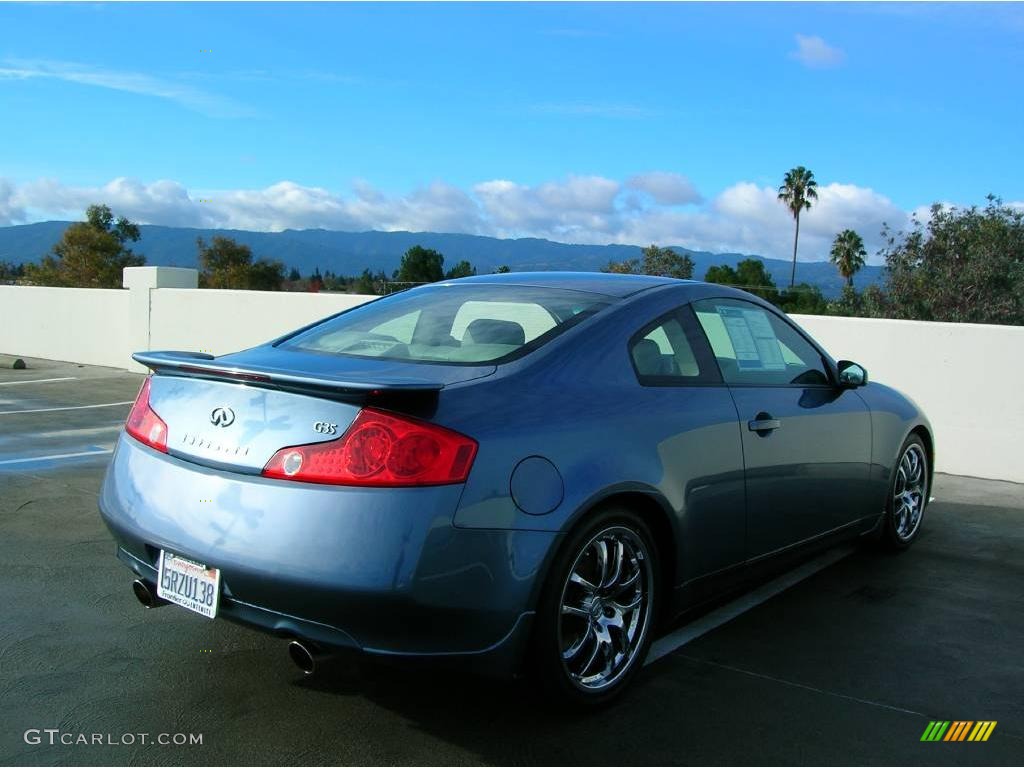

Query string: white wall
1 270 1021 482
0 285 131 369
791 314 1024 484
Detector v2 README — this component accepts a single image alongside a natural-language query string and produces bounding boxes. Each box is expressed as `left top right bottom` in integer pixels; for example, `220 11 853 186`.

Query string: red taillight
124 376 168 453
262 408 477 487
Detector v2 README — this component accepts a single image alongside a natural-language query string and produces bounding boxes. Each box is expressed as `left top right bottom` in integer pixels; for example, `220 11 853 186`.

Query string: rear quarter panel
443 286 747 588
854 381 934 510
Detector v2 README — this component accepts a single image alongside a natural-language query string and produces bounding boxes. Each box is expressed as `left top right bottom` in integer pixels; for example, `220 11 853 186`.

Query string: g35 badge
313 421 338 435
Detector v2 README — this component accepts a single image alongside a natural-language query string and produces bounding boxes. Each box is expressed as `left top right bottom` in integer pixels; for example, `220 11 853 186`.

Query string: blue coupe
99 272 932 706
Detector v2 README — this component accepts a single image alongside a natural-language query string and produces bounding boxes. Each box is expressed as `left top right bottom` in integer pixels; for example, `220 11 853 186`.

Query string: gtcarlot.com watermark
24 729 202 747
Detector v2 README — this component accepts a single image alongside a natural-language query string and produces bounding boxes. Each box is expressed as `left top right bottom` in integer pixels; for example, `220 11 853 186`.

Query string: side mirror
837 360 868 388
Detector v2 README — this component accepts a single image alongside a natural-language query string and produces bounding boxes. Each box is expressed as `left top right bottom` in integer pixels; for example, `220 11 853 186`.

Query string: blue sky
1 2 1022 262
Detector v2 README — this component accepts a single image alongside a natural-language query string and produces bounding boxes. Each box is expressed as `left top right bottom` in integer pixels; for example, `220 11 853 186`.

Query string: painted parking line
0 425 124 450
0 377 78 386
32 425 124 440
679 655 927 717
646 545 856 665
0 446 113 466
0 401 133 416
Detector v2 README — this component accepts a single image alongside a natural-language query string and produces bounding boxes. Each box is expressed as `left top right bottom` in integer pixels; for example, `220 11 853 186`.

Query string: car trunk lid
134 347 494 473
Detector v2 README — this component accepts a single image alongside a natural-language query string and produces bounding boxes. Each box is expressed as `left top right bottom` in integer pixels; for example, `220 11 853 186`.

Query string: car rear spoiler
132 351 446 404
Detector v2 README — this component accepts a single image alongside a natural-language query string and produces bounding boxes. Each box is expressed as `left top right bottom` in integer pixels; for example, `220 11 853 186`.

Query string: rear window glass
280 284 612 364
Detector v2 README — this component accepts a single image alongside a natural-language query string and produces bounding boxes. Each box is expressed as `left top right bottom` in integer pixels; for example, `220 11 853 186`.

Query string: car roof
438 271 688 298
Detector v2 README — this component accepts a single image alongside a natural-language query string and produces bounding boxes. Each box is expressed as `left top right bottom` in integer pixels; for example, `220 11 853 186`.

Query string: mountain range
0 221 883 298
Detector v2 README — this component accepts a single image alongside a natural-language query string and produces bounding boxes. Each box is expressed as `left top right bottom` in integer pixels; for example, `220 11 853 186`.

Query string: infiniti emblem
210 407 235 427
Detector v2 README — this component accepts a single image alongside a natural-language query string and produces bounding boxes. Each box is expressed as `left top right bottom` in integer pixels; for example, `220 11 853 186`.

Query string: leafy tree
493 265 511 274
353 268 376 295
352 268 389 295
321 270 351 292
828 284 888 319
859 284 889 318
830 229 867 288
603 244 694 279
249 258 288 291
26 204 144 288
776 283 829 315
287 267 301 282
704 258 780 303
732 259 776 294
640 244 694 279
705 260 828 314
308 267 324 293
197 236 284 291
602 257 640 274
445 260 476 279
395 245 444 283
0 261 24 281
371 270 390 294
778 166 818 288
704 263 739 284
197 236 250 288
878 197 1024 325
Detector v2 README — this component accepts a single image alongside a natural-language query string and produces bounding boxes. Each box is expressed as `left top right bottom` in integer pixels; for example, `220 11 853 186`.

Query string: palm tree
829 229 867 288
777 166 819 287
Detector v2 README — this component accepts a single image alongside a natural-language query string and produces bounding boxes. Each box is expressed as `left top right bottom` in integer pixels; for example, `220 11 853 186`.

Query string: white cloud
0 58 254 118
0 179 26 226
16 177 201 227
203 182 351 231
474 175 621 239
1 173 929 264
626 172 702 206
711 181 908 260
789 35 846 69
207 179 482 234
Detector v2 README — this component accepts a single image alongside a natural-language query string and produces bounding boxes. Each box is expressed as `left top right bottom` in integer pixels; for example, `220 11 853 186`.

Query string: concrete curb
0 354 26 369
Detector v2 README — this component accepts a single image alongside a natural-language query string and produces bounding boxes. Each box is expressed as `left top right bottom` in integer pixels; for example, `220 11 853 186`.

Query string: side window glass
693 299 830 386
630 315 703 384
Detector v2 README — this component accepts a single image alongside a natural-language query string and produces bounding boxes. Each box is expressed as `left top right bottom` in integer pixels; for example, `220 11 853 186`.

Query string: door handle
748 414 781 433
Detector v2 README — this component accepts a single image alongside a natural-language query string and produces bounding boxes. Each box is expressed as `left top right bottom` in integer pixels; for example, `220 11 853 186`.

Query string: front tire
881 435 930 550
532 507 659 708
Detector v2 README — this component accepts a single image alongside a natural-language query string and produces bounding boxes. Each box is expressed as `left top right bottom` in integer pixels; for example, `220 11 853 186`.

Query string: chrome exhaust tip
131 579 166 608
288 640 322 676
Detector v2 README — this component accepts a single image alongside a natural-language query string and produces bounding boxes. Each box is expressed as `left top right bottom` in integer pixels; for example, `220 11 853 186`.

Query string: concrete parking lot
1 357 1021 766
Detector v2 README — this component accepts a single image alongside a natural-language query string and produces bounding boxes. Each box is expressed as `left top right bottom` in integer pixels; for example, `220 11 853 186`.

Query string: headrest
464 318 526 346
632 338 663 376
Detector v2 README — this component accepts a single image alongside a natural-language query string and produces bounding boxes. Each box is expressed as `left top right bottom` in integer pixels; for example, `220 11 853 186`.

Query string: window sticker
716 306 786 371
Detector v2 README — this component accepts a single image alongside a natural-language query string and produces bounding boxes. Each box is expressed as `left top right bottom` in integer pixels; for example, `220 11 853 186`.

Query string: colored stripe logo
921 721 997 742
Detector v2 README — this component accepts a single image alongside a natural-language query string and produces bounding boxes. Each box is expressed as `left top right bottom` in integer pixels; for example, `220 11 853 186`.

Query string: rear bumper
99 435 556 673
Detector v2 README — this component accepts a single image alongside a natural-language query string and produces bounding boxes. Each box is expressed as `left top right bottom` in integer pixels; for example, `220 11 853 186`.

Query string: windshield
279 284 613 365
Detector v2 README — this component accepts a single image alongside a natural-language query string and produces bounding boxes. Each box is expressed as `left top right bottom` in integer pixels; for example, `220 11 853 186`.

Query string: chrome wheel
893 444 927 541
557 525 653 692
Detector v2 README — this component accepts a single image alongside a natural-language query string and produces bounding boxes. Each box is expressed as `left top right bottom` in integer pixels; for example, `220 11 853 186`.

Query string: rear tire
531 507 659 709
880 434 929 551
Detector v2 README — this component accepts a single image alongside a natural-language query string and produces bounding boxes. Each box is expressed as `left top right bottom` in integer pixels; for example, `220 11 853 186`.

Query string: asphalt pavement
1 357 1021 766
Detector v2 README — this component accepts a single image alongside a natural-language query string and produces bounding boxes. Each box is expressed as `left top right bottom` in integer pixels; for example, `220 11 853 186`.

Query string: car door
691 298 872 559
628 308 747 582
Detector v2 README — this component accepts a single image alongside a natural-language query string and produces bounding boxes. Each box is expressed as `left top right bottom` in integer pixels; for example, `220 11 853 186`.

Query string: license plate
156 551 221 619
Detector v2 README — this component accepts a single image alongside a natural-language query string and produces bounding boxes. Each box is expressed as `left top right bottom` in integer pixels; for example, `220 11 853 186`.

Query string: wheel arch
528 487 679 619
908 423 935 487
